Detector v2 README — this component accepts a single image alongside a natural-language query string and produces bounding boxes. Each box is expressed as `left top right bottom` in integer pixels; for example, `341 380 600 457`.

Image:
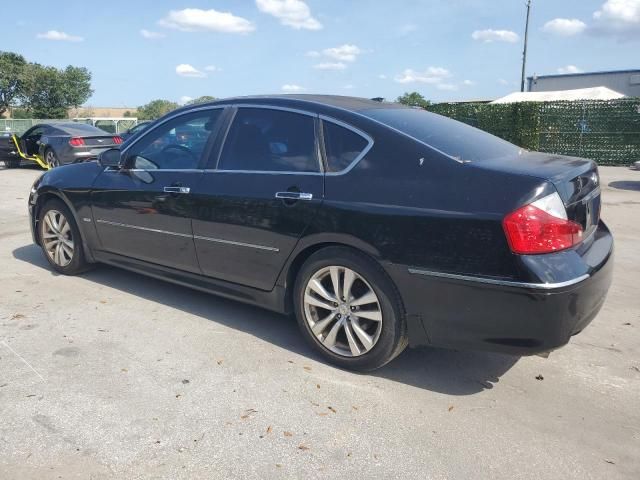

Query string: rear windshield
364 108 521 162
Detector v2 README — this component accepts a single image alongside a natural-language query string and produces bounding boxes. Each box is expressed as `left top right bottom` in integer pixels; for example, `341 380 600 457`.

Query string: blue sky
3 0 639 107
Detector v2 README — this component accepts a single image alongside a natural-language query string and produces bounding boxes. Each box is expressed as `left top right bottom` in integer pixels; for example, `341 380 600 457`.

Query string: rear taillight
503 192 583 255
113 136 123 144
69 137 85 147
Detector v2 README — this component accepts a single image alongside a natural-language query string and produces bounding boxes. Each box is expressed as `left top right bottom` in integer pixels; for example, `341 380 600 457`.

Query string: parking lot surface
0 165 638 479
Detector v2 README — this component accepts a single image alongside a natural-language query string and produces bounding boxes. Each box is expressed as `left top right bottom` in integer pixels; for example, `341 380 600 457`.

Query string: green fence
427 98 640 166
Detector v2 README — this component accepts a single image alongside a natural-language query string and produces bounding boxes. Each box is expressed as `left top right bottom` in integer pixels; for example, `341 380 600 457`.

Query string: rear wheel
294 247 408 371
44 148 60 169
38 199 90 275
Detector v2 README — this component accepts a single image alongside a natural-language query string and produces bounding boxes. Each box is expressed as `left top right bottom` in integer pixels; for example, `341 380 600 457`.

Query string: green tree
137 99 180 120
186 95 216 105
21 63 93 118
396 91 431 109
0 51 27 116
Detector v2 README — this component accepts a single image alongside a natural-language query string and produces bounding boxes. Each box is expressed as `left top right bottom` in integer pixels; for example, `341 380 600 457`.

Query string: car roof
179 94 410 118
35 122 108 135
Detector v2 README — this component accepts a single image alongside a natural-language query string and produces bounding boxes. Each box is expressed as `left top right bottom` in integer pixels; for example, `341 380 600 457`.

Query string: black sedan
8 122 122 169
27 95 613 371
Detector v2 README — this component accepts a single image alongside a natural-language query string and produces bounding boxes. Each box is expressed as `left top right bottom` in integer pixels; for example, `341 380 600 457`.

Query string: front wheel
294 247 408 371
38 199 90 275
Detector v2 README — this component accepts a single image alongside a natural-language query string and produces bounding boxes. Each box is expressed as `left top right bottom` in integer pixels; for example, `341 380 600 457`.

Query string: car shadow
608 180 640 192
12 244 519 395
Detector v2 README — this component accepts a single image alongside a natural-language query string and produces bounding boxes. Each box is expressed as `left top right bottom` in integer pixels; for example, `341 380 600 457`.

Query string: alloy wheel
303 266 383 357
41 210 74 267
45 150 59 168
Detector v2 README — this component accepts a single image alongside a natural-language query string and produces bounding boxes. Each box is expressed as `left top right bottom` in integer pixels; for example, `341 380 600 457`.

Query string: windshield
365 108 521 162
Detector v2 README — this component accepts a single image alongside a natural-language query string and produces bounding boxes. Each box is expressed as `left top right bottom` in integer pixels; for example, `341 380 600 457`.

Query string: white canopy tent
491 86 625 104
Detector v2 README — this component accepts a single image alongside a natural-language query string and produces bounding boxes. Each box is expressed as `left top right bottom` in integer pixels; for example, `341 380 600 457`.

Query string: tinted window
323 121 369 172
127 110 222 170
219 108 318 172
365 108 520 163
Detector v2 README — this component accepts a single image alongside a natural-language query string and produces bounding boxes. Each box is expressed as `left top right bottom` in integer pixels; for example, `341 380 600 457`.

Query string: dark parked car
8 122 123 169
27 95 613 371
119 121 153 142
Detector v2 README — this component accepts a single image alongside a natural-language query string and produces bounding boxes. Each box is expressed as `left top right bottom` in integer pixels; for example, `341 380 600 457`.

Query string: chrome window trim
319 115 375 176
120 105 228 157
262 98 467 165
212 105 323 175
96 219 279 252
103 168 205 173
408 267 590 290
193 235 280 252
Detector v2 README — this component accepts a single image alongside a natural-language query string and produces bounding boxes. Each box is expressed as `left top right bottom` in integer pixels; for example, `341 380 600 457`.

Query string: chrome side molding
408 267 590 290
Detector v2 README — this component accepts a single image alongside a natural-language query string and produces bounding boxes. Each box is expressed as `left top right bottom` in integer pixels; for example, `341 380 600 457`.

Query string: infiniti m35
28 95 613 371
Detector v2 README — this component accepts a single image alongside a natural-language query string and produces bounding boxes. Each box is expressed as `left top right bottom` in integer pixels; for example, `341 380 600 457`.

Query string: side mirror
98 148 122 168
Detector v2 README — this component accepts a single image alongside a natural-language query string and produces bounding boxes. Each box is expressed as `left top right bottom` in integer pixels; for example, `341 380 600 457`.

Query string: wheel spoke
304 294 336 312
354 308 382 322
322 318 343 349
44 213 56 233
351 318 374 351
344 321 362 356
311 313 337 336
350 290 378 307
60 243 73 260
329 266 341 299
308 279 336 303
58 216 68 235
60 237 74 249
55 243 63 264
42 232 57 239
343 268 356 301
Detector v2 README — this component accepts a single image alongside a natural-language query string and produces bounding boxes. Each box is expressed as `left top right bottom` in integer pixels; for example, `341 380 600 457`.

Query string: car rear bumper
387 220 614 355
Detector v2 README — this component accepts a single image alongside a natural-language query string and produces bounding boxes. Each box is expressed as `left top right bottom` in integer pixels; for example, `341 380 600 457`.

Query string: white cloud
398 24 418 35
593 0 640 38
256 0 322 30
322 44 362 62
437 83 458 91
36 30 83 42
305 50 321 57
342 84 355 90
176 64 206 78
159 8 255 34
462 79 475 86
179 96 194 105
140 29 165 39
394 67 451 84
557 65 584 74
471 29 519 43
313 62 347 70
281 84 305 92
543 18 587 36
378 74 388 79
498 78 509 85
204 65 220 72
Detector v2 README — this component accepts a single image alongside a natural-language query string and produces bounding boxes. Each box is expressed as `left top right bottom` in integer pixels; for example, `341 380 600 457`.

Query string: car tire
4 157 20 168
294 247 408 371
38 199 91 275
44 148 60 168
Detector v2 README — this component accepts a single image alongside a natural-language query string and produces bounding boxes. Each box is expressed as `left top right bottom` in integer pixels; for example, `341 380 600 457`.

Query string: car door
90 108 226 273
21 126 45 156
192 106 324 290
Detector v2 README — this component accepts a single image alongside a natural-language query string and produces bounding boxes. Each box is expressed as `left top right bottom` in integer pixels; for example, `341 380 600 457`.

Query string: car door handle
275 191 313 201
163 186 191 194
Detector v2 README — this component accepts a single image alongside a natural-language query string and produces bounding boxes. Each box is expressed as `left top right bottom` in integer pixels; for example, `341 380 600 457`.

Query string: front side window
218 108 318 172
322 121 370 172
127 110 223 170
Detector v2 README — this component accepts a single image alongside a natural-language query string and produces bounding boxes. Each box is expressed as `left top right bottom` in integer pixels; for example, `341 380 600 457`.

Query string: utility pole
520 0 532 92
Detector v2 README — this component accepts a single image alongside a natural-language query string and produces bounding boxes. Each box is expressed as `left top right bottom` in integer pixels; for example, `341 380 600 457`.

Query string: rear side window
322 121 370 172
219 108 319 172
365 108 520 163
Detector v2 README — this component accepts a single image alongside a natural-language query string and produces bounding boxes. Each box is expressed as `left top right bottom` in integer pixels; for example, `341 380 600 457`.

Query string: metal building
527 69 640 97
